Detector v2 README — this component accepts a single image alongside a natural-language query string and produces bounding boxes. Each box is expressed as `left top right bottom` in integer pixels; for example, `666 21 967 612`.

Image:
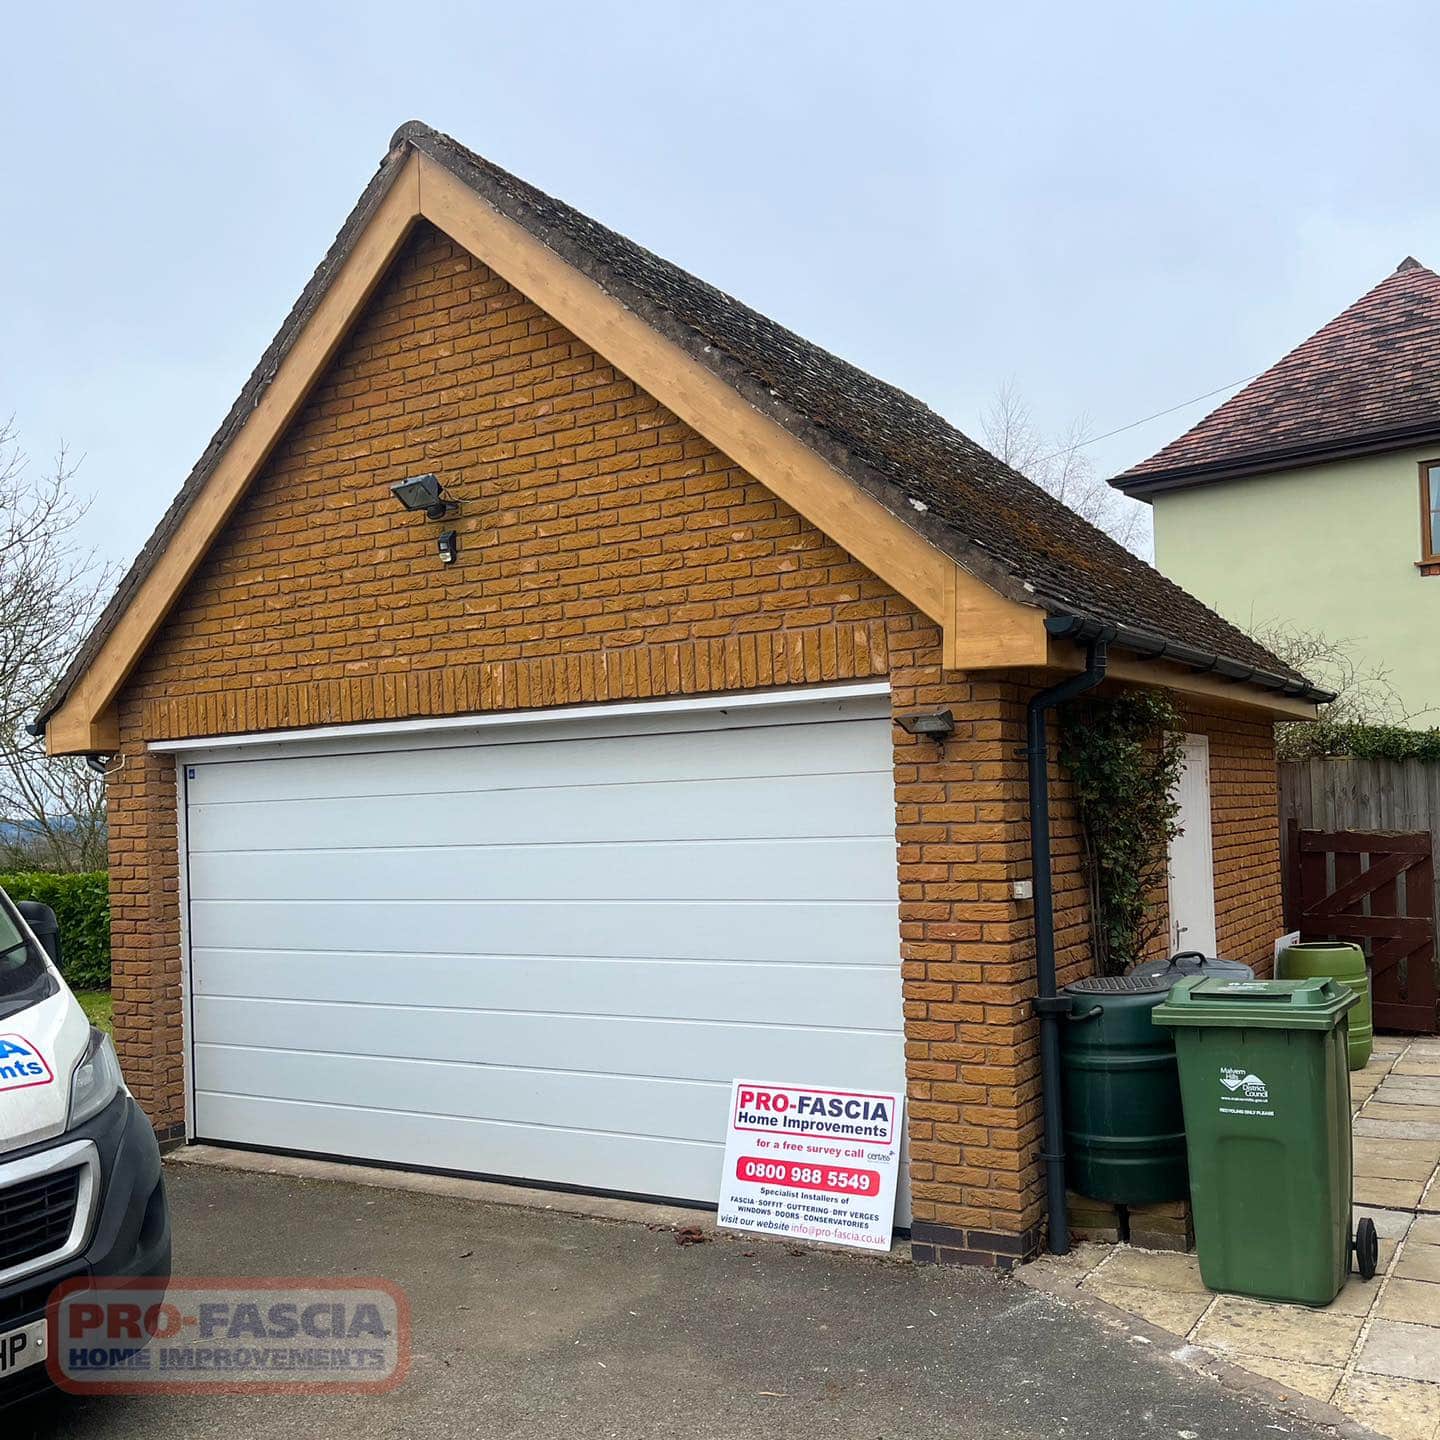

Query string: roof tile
1123 258 1440 483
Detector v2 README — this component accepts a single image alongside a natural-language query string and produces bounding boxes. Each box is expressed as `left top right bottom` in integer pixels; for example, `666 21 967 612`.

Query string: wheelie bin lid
1151 976 1358 1031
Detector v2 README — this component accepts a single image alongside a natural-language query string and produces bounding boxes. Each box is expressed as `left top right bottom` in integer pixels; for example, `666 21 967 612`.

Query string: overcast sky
5 1 1440 572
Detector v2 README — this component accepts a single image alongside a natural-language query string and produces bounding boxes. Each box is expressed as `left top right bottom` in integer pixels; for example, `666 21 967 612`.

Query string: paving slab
1090 1247 1208 1293
1358 1318 1440 1383
1412 1215 1440 1245
1335 1372 1440 1440
1397 1244 1440 1284
1356 1139 1440 1181
1326 1275 1387 1315
1238 1355 1343 1404
1380 1072 1440 1089
1084 1278 1213 1335
1368 1102 1440 1125
1395 1059 1440 1078
1193 1295 1365 1362
1376 1088 1440 1111
1379 1277 1440 1326
1357 1116 1440 1141
1359 1176 1433 1209
1360 1205 1420 1241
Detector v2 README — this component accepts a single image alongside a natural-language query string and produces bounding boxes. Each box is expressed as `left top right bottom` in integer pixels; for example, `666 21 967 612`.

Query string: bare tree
981 382 1151 555
0 419 111 872
1251 621 1418 726
1247 620 1430 760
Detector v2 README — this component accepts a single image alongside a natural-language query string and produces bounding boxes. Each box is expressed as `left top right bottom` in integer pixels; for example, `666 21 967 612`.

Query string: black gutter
1027 636 1110 1257
1043 614 1335 704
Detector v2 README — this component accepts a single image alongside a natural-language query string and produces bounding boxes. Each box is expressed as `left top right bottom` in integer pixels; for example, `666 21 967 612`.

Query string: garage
168 688 904 1206
39 122 1322 1263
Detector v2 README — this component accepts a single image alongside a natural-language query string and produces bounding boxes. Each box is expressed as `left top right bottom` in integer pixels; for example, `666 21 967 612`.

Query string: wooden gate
1285 823 1439 1033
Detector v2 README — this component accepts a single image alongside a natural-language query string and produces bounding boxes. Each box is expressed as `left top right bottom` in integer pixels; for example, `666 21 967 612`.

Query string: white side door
1167 733 1217 956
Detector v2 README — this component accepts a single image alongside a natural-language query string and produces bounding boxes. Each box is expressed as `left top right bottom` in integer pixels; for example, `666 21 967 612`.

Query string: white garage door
179 689 905 1207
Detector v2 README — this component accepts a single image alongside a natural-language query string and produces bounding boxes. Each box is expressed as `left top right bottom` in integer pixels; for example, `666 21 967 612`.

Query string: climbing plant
1059 690 1186 976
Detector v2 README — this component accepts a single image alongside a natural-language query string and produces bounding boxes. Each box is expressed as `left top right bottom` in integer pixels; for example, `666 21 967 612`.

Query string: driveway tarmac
14 1163 1339 1440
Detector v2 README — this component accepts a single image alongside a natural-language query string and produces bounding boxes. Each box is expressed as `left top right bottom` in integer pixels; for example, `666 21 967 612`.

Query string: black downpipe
1027 637 1109 1256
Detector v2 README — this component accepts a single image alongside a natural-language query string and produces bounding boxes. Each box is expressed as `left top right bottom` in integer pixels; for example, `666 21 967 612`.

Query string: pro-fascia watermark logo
47 1279 410 1395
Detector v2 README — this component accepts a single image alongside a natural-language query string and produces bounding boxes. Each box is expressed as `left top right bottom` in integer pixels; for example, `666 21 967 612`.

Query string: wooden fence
1280 758 1440 1032
1280 758 1440 928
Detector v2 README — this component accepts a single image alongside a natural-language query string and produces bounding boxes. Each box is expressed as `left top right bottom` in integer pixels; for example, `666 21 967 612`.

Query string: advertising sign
716 1079 905 1252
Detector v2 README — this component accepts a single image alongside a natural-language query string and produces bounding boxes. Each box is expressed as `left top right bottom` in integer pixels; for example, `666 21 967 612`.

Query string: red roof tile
1119 257 1440 489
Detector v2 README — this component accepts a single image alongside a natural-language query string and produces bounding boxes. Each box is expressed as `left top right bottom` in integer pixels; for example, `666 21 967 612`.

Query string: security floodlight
895 710 956 742
390 473 457 520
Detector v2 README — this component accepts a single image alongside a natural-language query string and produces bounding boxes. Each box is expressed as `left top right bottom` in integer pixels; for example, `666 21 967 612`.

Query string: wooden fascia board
42 157 425 756
941 566 1049 670
45 705 120 757
1046 638 1319 720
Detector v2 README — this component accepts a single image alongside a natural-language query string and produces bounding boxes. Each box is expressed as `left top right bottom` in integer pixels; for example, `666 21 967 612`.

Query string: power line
1034 371 1262 464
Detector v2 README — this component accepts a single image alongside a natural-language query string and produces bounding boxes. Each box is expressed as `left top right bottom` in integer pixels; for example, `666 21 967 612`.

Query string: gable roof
37 122 1324 744
1117 257 1440 495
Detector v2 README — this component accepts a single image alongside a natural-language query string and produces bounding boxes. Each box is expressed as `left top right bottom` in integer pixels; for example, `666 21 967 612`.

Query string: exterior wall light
390 473 458 520
895 710 956 742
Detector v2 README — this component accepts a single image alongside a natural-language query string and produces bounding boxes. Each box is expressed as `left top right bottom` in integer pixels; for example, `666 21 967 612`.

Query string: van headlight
69 1028 124 1128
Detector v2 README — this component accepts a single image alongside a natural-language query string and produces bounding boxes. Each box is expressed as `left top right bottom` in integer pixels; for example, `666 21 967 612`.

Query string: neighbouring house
35 123 1323 1265
1114 256 1440 722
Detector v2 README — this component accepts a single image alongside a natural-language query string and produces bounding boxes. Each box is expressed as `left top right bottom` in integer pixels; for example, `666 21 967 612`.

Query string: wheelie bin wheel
1353 1217 1379 1281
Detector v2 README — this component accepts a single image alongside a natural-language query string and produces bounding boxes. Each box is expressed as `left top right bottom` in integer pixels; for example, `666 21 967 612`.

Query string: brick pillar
891 624 1042 1267
107 720 185 1141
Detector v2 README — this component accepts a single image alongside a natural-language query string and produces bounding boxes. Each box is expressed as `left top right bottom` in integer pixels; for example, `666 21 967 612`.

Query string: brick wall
104 220 1287 1263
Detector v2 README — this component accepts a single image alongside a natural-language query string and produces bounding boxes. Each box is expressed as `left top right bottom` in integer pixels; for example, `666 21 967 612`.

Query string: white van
0 884 170 1403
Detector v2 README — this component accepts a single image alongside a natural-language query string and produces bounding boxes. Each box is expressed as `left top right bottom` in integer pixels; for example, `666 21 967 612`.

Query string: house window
1422 461 1440 572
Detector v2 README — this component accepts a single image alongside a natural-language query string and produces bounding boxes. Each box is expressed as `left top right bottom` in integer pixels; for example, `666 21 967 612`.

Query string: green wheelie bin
1152 976 1379 1307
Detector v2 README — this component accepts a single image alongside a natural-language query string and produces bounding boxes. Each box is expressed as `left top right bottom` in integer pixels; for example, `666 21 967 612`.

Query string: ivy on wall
1059 691 1186 976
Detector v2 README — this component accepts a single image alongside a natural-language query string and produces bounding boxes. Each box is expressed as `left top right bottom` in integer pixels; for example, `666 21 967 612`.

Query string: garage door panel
189 719 888 807
186 837 896 903
189 898 899 965
192 997 904 1088
185 702 905 1208
192 951 903 1029
195 1093 727 1203
194 1044 728 1141
186 771 895 855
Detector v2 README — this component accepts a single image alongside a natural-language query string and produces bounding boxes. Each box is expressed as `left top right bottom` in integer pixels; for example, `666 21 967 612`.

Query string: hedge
1279 720 1440 764
0 871 110 990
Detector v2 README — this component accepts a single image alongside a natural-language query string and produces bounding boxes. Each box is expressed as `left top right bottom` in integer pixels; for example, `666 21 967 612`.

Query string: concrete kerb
1017 1257 1388 1440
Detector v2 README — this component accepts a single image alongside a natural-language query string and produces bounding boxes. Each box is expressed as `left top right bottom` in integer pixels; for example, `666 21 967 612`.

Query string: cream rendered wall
1151 444 1440 720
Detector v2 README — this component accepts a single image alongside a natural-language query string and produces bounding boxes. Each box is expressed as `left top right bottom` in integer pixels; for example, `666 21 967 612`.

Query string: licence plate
0 1319 46 1378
